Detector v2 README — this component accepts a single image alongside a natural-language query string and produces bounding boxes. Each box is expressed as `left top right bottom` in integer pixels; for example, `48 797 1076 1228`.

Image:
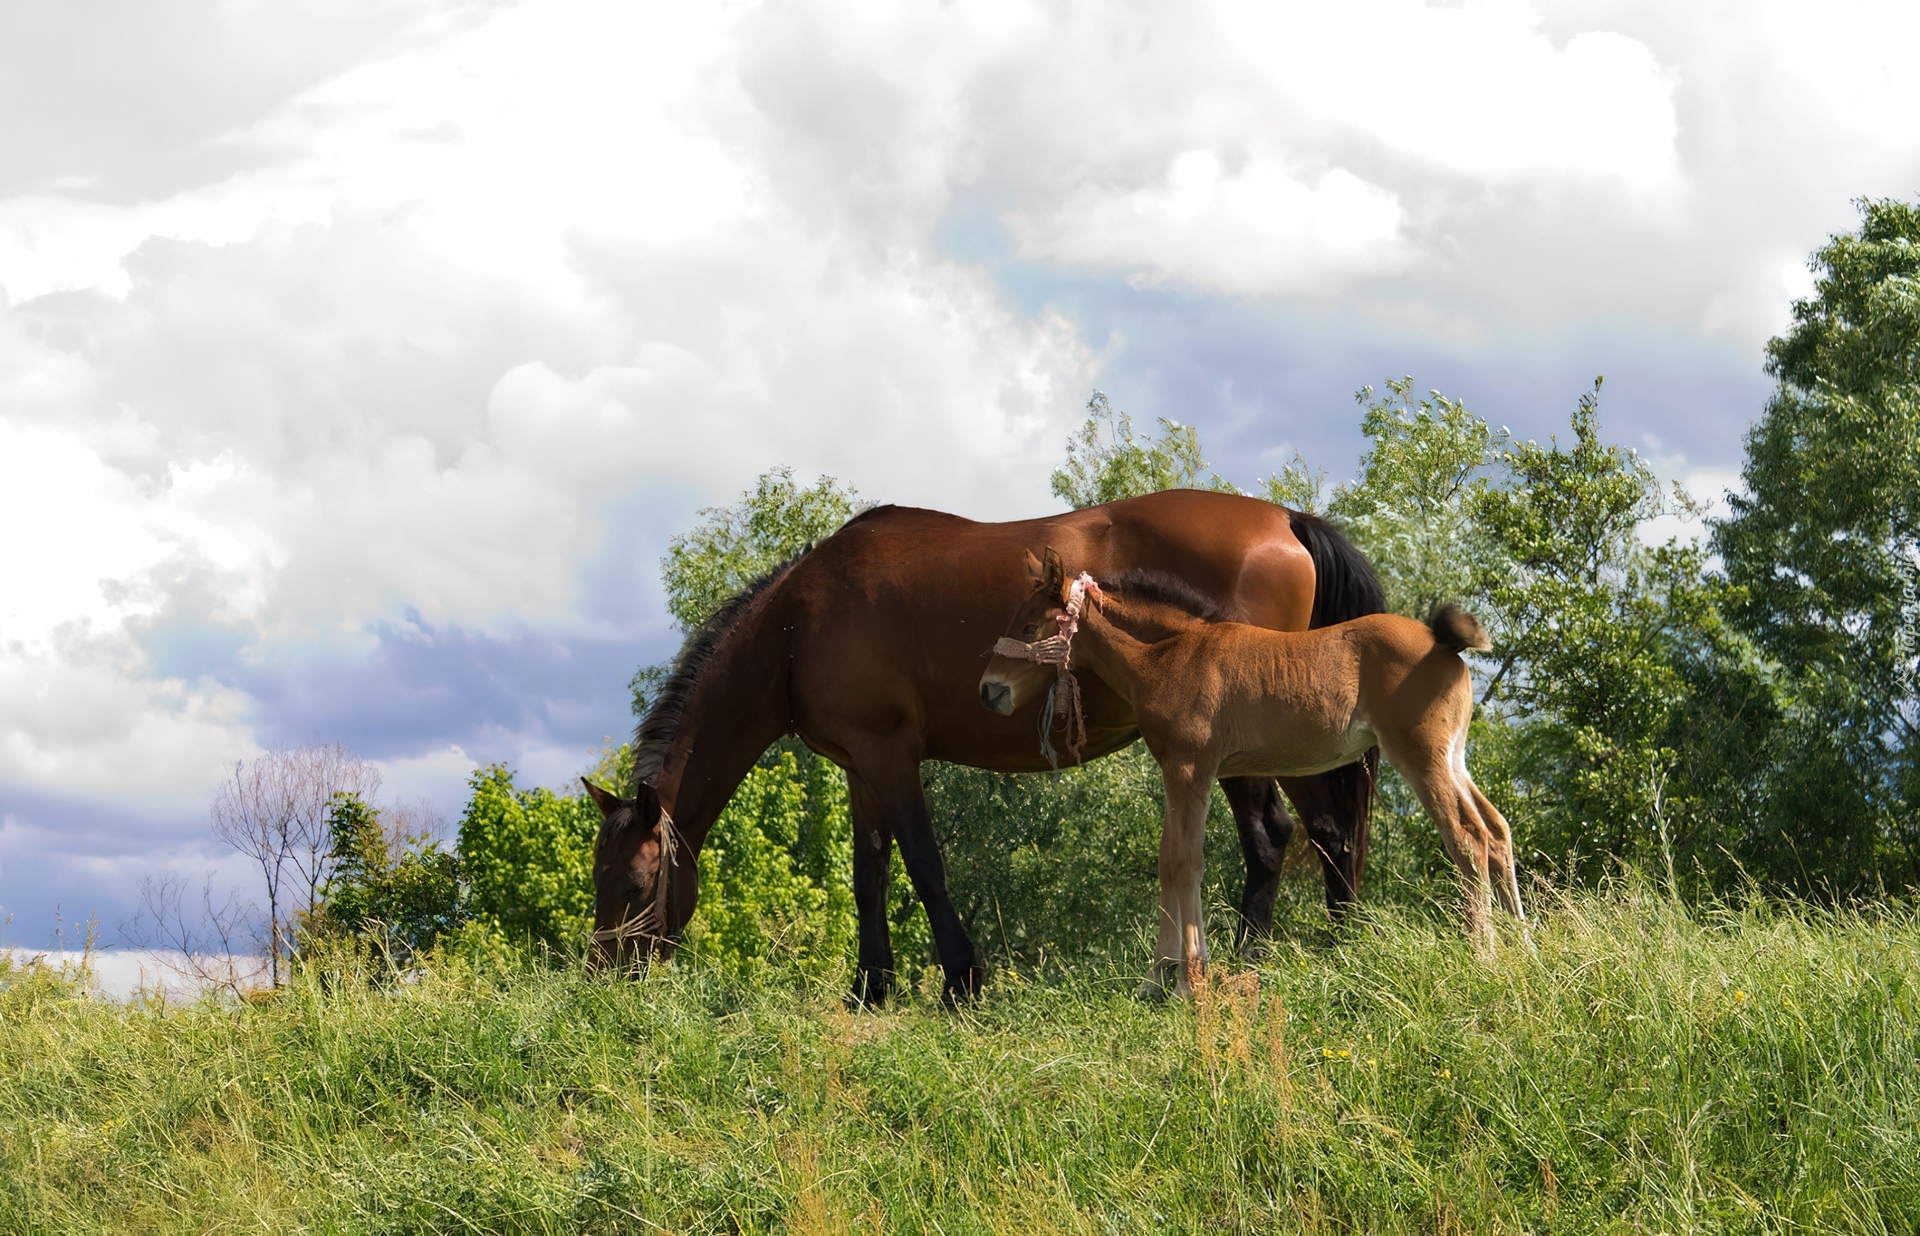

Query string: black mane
1095 568 1225 622
630 554 804 790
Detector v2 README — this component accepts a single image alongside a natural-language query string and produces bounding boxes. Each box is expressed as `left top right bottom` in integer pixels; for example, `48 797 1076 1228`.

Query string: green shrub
682 748 858 983
302 793 463 967
456 766 598 955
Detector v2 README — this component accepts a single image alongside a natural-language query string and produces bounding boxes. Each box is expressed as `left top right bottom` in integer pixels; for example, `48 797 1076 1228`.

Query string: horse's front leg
847 748 983 1005
846 807 895 1007
1146 759 1216 1000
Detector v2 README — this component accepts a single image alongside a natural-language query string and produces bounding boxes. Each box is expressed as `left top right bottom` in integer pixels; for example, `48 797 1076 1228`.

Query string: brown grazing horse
981 552 1523 997
587 489 1384 1004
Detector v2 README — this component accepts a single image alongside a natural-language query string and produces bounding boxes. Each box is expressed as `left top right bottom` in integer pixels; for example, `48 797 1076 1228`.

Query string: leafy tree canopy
633 467 864 716
1323 377 1507 619
1051 391 1240 509
1713 197 1920 885
304 793 462 967
662 466 865 633
1717 199 1920 716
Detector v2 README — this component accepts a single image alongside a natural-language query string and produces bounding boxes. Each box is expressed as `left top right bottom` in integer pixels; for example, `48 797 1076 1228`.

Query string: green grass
4 881 1919 1234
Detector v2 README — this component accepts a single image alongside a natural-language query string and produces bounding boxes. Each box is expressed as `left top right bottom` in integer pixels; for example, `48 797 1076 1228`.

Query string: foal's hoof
1134 963 1179 1002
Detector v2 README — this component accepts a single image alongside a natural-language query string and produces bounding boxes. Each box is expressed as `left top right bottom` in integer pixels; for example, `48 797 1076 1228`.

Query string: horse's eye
1022 624 1039 639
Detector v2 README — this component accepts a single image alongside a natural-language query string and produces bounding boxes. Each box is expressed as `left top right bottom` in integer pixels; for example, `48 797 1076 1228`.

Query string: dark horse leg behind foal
1219 776 1295 951
845 751 983 1005
1223 759 1377 951
1281 755 1376 916
846 810 895 1006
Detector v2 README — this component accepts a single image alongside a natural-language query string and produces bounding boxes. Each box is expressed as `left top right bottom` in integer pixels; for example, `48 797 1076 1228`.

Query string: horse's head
582 777 692 969
979 546 1082 715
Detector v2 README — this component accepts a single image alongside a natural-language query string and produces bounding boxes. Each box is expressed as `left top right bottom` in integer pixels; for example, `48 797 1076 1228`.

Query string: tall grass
4 881 1917 1233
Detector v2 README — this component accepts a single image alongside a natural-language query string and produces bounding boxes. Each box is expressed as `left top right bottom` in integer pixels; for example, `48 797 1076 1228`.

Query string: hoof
941 963 986 1008
845 968 894 1010
1134 962 1179 1002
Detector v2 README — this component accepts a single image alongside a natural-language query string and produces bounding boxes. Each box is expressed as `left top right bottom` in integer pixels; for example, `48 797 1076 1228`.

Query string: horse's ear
581 778 624 816
1042 546 1067 594
1024 548 1046 586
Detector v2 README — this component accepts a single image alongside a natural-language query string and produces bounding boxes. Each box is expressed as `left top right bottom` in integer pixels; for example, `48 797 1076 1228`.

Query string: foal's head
980 547 1228 716
583 778 686 969
978 547 1079 715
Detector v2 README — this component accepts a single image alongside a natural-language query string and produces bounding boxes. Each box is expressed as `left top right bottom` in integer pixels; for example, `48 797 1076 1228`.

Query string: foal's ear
1024 548 1046 586
581 778 625 817
1042 546 1067 594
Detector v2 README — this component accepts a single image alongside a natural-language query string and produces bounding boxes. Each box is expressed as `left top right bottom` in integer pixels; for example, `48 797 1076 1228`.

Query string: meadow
5 879 1917 1234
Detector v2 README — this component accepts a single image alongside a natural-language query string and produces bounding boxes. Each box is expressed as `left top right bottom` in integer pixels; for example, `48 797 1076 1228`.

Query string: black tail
1286 509 1384 913
1288 509 1385 628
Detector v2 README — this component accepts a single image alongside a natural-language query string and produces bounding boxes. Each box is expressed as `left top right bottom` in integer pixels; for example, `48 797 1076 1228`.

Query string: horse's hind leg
1277 756 1374 920
1220 776 1295 956
848 750 983 1005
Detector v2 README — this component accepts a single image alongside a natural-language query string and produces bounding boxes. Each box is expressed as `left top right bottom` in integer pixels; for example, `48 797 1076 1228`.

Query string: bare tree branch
207 744 379 985
121 873 268 1000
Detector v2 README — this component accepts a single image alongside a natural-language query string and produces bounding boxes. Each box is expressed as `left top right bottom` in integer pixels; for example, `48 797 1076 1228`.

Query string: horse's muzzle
979 680 1014 715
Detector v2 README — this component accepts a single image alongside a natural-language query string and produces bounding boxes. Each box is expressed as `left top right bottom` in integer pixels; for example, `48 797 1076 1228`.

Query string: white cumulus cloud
4 0 1920 934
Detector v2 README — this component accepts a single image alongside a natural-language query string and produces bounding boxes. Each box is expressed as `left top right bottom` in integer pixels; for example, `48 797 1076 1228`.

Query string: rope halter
990 572 1102 768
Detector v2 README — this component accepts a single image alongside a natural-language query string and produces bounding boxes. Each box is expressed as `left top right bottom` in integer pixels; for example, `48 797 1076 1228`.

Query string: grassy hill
4 882 1918 1233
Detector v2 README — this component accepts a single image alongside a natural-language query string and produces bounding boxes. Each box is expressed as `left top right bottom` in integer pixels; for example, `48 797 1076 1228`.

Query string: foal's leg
1220 776 1295 955
1383 742 1496 947
847 751 984 1005
1148 760 1216 1000
1463 778 1524 919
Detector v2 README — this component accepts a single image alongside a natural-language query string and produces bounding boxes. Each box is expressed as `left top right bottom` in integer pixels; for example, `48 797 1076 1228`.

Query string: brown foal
982 549 1524 996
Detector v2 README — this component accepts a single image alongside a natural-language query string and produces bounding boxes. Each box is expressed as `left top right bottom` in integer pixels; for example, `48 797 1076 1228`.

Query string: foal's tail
1428 603 1492 653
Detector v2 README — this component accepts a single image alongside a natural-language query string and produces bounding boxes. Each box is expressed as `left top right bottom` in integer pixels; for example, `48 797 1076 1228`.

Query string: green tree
1713 197 1920 890
303 793 462 966
1470 384 1753 884
662 466 865 633
1260 450 1328 515
682 750 863 981
1311 377 1759 891
1323 377 1505 619
456 767 598 954
1050 390 1240 509
632 468 865 716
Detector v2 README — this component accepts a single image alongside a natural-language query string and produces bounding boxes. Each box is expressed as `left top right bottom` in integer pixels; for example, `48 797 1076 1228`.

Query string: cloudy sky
3 0 1917 945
